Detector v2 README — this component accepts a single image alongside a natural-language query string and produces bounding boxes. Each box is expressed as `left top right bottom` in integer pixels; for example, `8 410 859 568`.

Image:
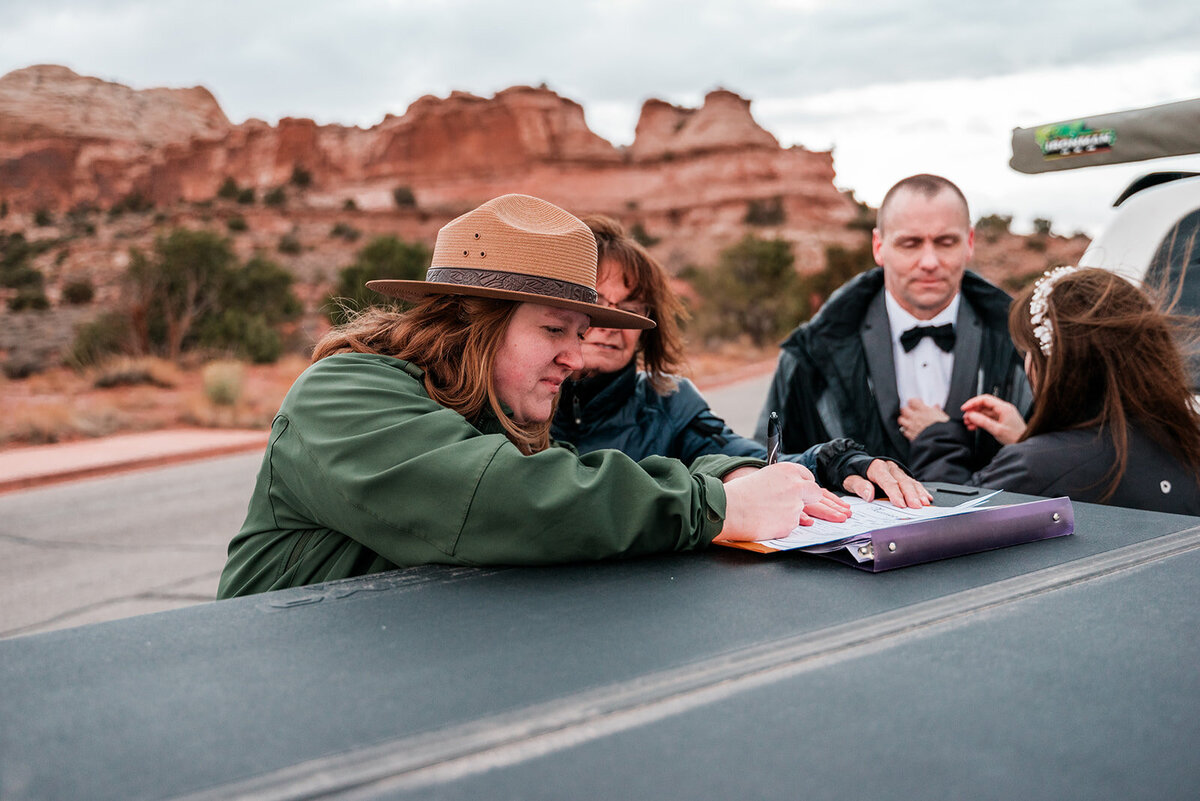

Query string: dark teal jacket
552 363 880 488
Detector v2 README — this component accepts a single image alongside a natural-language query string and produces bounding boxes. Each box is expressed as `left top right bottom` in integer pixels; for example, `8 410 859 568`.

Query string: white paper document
756 490 1001 553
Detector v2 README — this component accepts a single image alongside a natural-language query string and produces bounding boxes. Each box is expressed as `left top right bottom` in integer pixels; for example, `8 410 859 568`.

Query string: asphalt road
0 452 262 639
0 371 774 640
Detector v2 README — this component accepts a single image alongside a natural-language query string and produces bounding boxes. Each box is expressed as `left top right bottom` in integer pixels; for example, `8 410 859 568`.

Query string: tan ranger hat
367 194 655 330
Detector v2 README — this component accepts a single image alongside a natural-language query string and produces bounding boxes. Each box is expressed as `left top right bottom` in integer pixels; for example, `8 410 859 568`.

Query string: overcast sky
3 0 1199 236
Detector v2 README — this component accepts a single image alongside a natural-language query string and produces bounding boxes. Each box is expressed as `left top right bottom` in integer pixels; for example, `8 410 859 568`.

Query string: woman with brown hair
219 195 925 599
552 215 918 501
910 266 1200 513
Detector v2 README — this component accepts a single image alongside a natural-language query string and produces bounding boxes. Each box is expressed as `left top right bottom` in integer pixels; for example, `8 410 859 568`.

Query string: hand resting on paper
842 459 932 509
716 463 852 543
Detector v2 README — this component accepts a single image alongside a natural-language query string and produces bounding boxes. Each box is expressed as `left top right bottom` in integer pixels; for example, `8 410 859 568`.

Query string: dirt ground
0 342 779 449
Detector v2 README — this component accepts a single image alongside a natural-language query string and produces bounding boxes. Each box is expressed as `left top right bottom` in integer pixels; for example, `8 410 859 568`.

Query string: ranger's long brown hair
583 215 688 394
1009 267 1200 498
312 296 551 454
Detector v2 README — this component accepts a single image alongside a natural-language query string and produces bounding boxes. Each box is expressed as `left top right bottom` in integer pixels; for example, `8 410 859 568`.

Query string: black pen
766 412 780 465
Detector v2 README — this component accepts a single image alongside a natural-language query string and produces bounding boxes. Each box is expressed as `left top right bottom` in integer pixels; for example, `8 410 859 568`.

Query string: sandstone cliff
0 67 859 271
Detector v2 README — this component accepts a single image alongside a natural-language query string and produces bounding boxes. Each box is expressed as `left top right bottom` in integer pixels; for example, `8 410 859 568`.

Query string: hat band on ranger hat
365 193 654 330
424 267 598 305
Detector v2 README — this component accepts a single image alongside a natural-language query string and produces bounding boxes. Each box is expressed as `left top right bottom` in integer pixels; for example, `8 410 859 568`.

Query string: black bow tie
900 323 956 353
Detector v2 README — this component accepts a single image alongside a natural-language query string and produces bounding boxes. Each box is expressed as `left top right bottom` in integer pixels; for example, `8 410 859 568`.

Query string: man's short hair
877 174 970 233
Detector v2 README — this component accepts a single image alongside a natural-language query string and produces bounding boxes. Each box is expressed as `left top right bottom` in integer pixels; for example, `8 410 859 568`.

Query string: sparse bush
196 255 302 363
92 356 178 389
331 221 361 241
845 193 877 232
62 279 95 305
217 177 240 200
68 311 134 368
342 198 358 211
202 359 245 406
3 261 49 312
687 234 804 346
236 188 255 205
799 244 876 319
1033 217 1053 236
744 196 786 226
227 215 249 232
976 213 1013 244
0 200 7 218
1025 237 1047 252
630 222 660 247
33 208 53 227
326 235 430 325
290 165 312 188
278 233 302 254
111 192 153 215
264 186 286 207
392 186 416 208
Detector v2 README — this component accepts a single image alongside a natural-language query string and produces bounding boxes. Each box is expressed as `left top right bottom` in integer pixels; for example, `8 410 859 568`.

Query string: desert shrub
111 192 153 215
331 221 361 241
277 233 302 254
202 359 245 406
1025 237 1048 252
227 215 248 232
797 244 876 319
744 196 786 226
326 235 430 325
1033 217 1053 236
687 234 804 346
199 311 284 363
62 279 95 305
342 198 358 211
92 356 178 389
845 192 877 232
33 208 53 227
3 262 49 311
68 311 134 368
236 188 255 205
976 214 1012 243
217 177 240 200
196 255 302 362
264 186 286 207
630 222 660 247
290 165 312 188
0 200 7 218
392 185 416 208
124 228 237 359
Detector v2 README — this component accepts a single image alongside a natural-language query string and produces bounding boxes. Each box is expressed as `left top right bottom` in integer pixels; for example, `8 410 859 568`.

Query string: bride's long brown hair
312 296 551 454
1009 267 1200 499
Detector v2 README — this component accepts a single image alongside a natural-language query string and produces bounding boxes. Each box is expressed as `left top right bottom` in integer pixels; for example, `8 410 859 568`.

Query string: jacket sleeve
908 420 976 483
268 356 754 567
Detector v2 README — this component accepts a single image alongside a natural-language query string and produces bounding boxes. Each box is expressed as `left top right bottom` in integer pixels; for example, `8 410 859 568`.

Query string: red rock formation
0 65 860 271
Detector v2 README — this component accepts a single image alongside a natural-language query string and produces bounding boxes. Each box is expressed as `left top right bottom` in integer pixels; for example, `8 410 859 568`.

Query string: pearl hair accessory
1029 265 1080 356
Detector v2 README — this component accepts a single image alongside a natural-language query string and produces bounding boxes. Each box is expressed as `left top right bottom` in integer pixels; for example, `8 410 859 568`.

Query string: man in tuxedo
755 174 1031 478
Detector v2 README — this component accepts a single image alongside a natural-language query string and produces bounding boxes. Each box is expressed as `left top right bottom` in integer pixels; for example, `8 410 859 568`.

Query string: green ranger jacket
217 354 761 598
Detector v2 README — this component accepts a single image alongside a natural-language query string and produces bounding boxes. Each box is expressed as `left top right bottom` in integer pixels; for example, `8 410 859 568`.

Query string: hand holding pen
766 411 780 465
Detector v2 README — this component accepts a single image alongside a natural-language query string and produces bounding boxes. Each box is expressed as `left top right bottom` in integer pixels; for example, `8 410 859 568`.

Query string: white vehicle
1011 100 1200 391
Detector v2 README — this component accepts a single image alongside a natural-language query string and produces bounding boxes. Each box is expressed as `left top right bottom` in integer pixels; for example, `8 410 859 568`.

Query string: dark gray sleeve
908 421 976 484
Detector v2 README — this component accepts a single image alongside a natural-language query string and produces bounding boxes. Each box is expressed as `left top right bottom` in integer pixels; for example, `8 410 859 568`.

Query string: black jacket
755 268 1030 477
911 421 1200 515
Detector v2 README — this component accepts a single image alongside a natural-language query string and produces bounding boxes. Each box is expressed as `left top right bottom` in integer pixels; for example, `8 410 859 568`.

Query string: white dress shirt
885 291 961 409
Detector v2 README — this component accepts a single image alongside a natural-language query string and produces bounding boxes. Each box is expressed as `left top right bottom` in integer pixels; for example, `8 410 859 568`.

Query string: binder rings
813 496 1074 571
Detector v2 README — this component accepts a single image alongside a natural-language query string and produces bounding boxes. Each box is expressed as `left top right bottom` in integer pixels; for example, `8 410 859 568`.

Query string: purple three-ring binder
817 496 1075 572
